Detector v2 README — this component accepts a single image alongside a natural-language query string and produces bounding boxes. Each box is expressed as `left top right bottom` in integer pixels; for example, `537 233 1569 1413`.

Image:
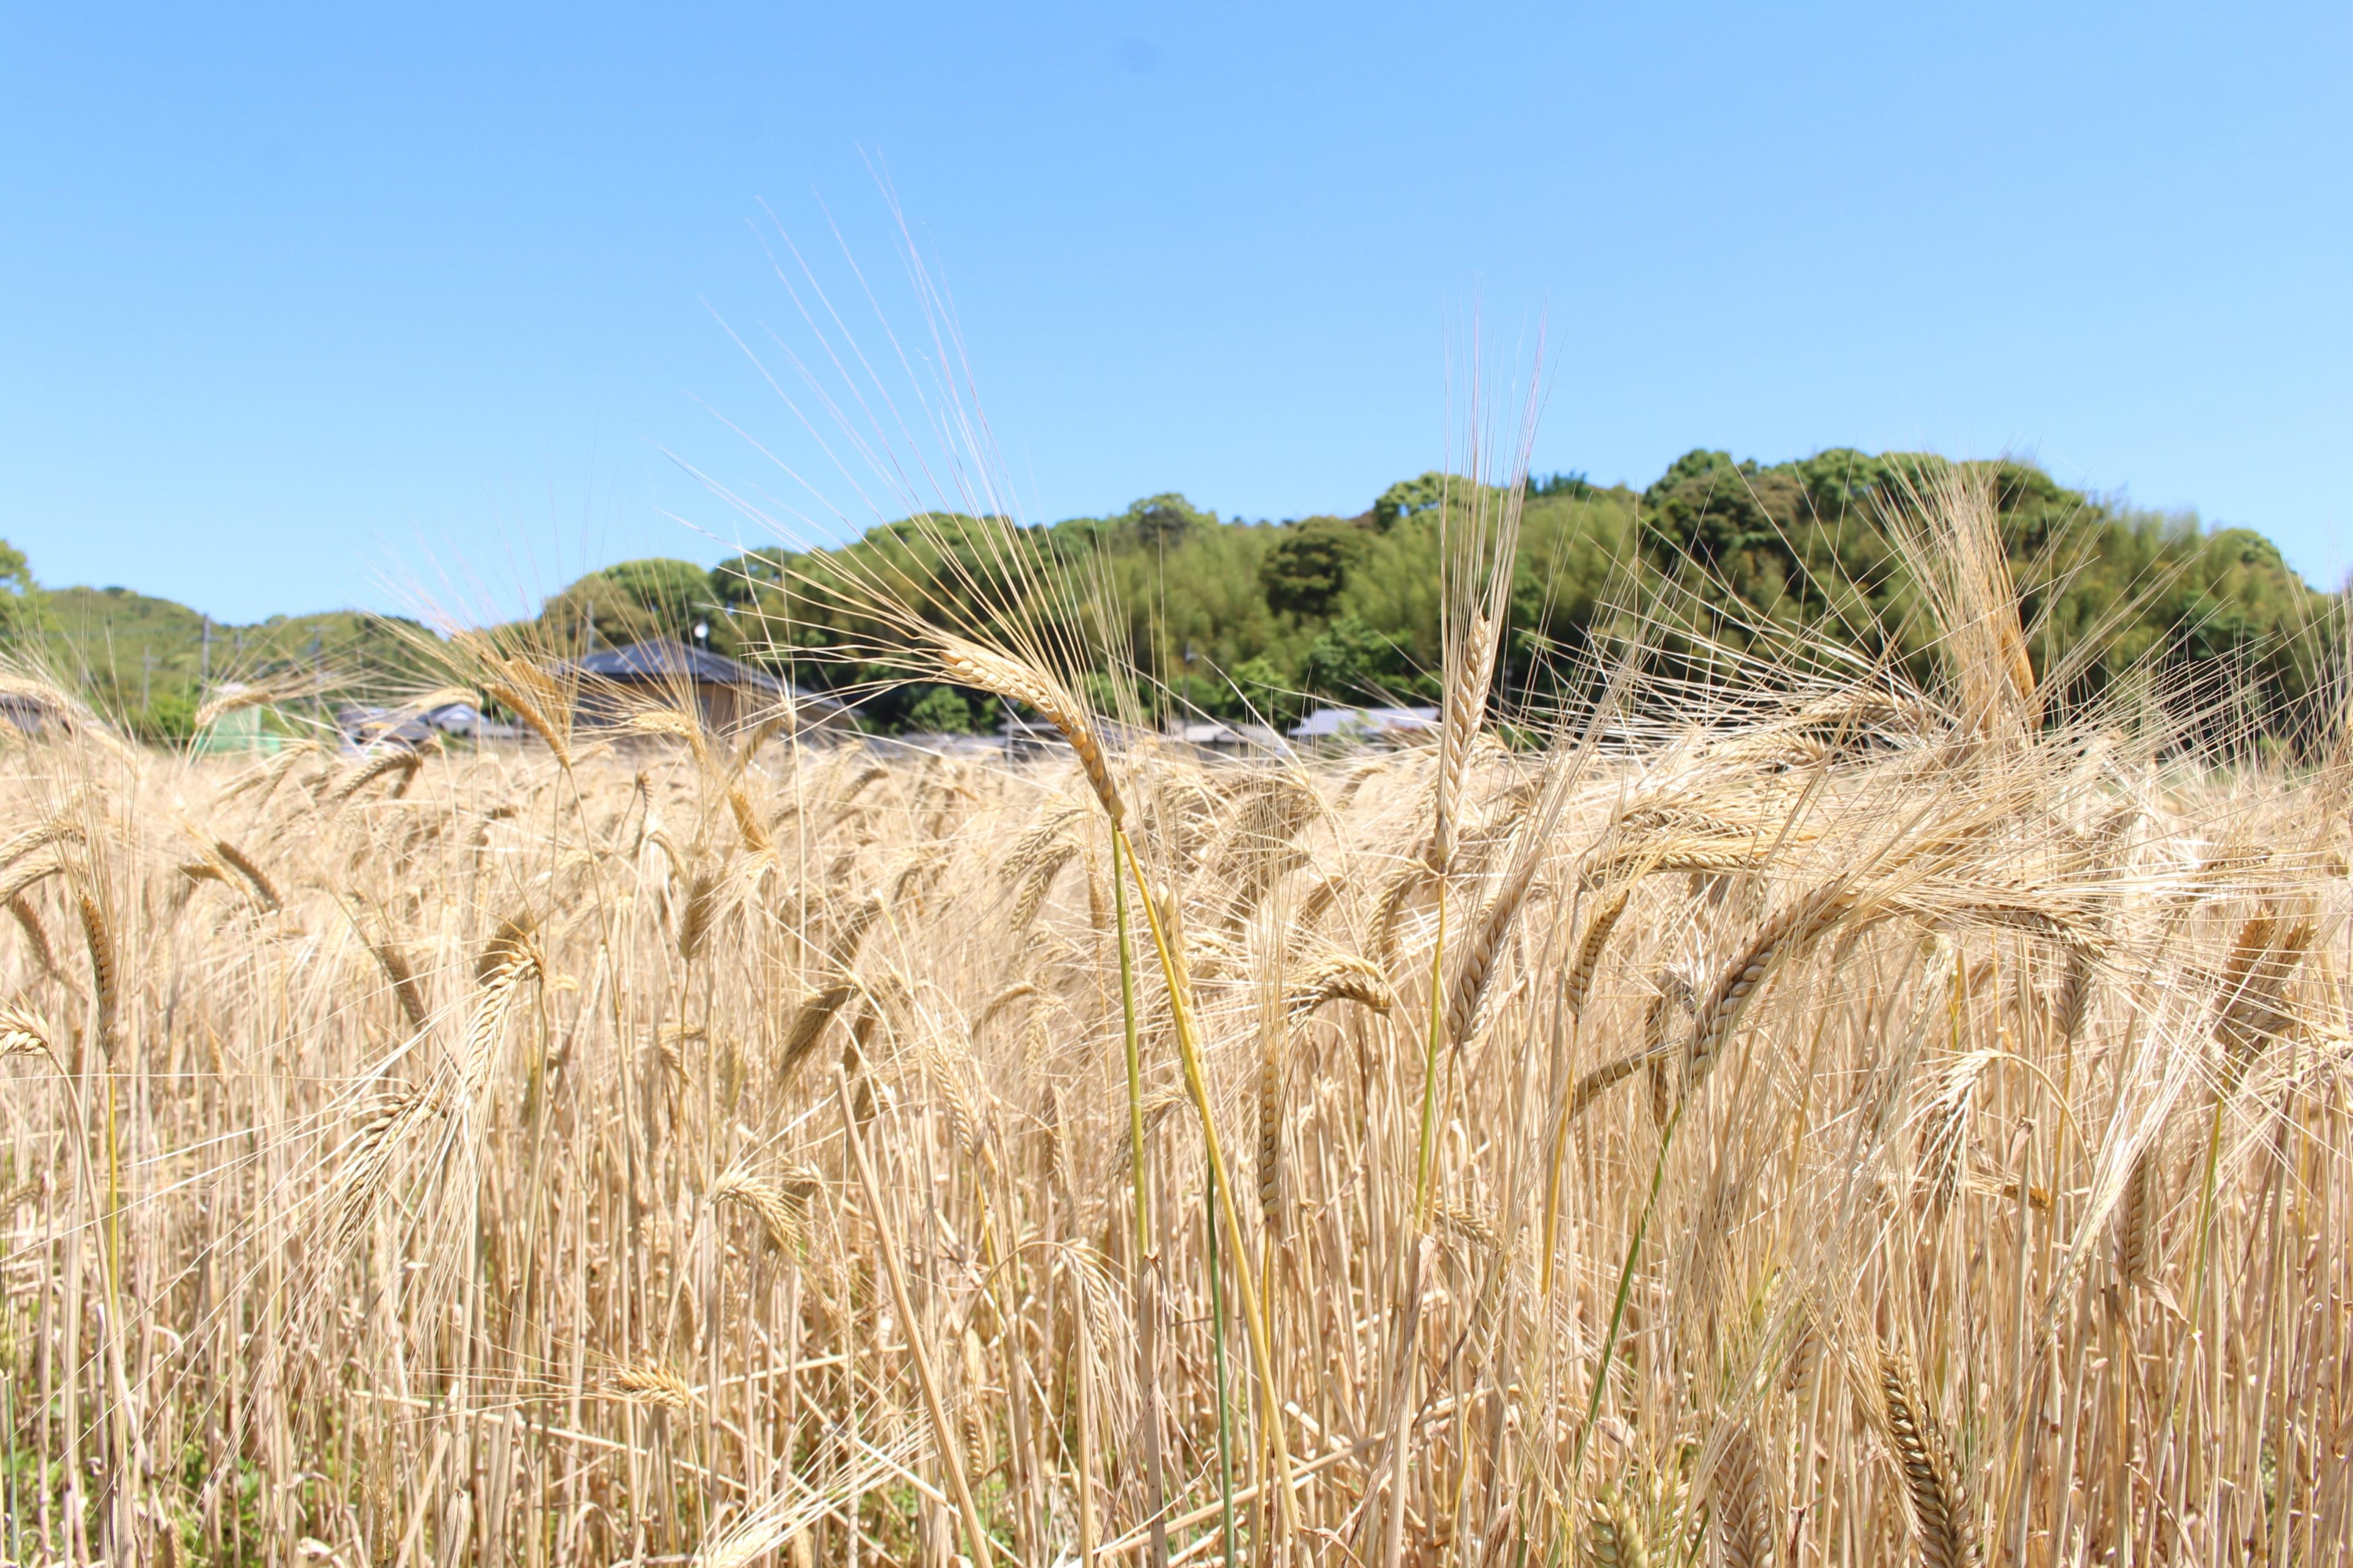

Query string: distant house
0 691 58 736
566 638 848 736
1289 705 1440 746
1172 719 1286 756
997 712 1065 760
336 702 521 751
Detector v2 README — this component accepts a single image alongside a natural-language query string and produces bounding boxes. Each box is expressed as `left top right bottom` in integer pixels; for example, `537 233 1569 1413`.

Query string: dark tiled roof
564 638 851 715
569 638 784 691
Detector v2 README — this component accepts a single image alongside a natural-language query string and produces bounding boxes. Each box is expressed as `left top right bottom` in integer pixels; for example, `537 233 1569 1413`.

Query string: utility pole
141 647 152 712
201 616 212 685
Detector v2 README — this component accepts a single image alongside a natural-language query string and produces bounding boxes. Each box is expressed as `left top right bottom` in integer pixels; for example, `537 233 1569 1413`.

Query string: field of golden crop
2 479 2349 1567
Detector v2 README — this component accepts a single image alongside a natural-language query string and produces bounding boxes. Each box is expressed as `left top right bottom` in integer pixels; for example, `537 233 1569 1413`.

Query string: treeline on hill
4 448 2335 748
544 448 2335 747
5 573 441 743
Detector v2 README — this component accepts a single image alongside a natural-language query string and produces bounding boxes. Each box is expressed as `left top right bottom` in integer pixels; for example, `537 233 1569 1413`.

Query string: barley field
1 475 2348 1567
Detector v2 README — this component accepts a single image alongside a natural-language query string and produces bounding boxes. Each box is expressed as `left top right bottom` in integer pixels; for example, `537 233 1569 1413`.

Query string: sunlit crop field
2 481 2349 1567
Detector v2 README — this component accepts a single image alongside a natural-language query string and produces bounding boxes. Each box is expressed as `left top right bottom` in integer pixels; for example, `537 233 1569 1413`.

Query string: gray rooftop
1289 705 1440 739
568 638 785 692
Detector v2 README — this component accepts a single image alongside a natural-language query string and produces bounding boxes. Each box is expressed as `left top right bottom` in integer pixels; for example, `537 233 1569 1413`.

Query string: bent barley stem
1114 832 1172 1568
1116 829 1150 1256
1207 1157 1238 1568
835 1067 997 1568
1572 1092 1687 1479
1412 877 1449 1232
1119 828 1304 1550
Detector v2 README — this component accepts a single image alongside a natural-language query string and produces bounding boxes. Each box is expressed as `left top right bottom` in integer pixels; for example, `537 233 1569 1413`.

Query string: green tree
543 557 741 654
130 688 198 745
904 685 977 733
1303 614 1416 701
0 538 42 642
1372 472 1449 531
540 575 659 650
1231 655 1292 725
1122 493 1214 549
1259 516 1369 618
603 557 715 616
642 452 2328 745
712 548 794 608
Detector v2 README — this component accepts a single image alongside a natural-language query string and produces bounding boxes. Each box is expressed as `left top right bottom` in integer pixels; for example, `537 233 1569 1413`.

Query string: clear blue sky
5 2 2347 624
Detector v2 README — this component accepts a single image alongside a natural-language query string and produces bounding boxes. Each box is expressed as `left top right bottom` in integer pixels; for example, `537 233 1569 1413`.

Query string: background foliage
6 448 2335 742
700 449 2337 738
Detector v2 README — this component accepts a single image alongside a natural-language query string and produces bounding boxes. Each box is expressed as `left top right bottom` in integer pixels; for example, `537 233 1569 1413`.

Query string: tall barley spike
2115 1146 2160 1289
77 888 117 1059
214 839 282 912
776 983 858 1094
711 1169 806 1252
0 999 55 1060
366 933 431 1033
1712 1420 1772 1568
1688 882 1855 1080
1565 876 1641 1017
1878 1353 1974 1568
939 637 1124 824
1585 1484 1650 1568
458 913 542 1107
333 749 422 805
606 1362 698 1411
8 892 59 979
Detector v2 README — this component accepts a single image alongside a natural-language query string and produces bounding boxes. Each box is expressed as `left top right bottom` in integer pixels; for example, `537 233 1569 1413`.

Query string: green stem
1208 1161 1238 1568
1118 830 1303 1548
1412 876 1449 1230
2155 1090 2232 1454
1571 1094 1687 1479
1112 833 1171 1568
1116 832 1149 1258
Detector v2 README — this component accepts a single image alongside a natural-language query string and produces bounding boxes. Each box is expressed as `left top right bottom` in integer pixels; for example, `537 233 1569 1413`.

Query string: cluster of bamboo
0 476 2348 1566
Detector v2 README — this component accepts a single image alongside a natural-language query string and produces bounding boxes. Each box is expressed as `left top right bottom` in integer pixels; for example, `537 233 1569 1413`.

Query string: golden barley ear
1565 875 1642 1017
212 839 282 912
333 748 422 805
76 888 117 1060
475 912 543 986
1688 881 1856 1080
605 1362 698 1411
1255 1015 1286 1232
0 812 83 879
776 983 858 1096
1711 1419 1772 1568
1585 1483 1651 1568
725 783 774 856
7 891 60 980
2214 903 2315 1090
709 1168 808 1253
677 868 723 960
0 999 57 1062
2115 1146 2161 1289
372 936 431 1033
937 637 1124 824
1877 1352 1975 1568
334 1082 444 1247
1002 805 1087 932
480 660 575 770
456 913 545 1106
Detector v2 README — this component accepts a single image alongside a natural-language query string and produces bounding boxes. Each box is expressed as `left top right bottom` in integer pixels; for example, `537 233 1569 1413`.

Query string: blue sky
4 2 2347 623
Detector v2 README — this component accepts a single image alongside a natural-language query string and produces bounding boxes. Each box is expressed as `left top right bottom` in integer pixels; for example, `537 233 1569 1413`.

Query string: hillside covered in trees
570 448 2337 743
5 448 2336 746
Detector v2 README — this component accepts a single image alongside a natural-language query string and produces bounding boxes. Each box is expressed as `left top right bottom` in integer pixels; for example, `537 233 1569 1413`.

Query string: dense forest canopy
674 448 2336 740
6 448 2337 745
